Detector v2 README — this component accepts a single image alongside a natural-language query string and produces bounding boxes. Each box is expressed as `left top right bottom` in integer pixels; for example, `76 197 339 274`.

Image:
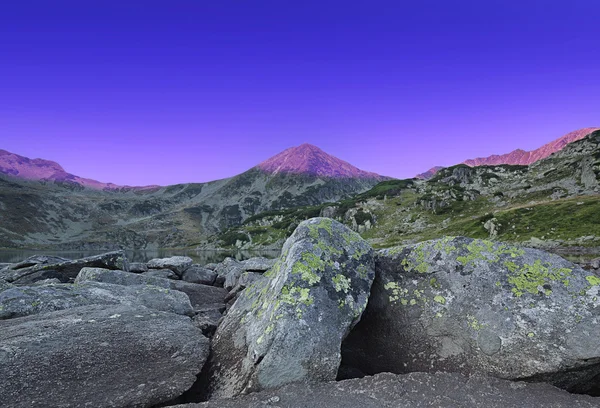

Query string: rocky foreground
1 218 600 407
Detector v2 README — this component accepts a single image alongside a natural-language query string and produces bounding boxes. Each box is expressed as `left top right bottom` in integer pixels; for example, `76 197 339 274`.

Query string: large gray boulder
182 265 217 285
0 251 129 284
0 281 194 319
173 372 599 408
76 268 227 308
342 236 600 394
206 218 375 398
147 256 193 276
215 258 277 290
213 258 245 290
0 304 209 408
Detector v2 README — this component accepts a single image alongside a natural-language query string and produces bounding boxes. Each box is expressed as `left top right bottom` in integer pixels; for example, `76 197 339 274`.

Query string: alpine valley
1 128 599 253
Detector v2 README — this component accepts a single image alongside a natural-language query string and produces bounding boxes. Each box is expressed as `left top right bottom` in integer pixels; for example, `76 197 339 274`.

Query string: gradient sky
1 1 599 186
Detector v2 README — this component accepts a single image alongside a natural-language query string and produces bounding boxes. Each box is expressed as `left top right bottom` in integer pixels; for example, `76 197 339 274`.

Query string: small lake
0 249 281 265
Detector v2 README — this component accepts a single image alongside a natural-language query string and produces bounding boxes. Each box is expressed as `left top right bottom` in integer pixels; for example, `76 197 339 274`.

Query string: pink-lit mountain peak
258 143 385 179
417 127 600 179
0 149 157 190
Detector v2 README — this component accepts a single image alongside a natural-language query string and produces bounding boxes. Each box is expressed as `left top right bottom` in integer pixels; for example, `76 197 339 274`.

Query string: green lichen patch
291 253 324 285
433 295 446 305
332 274 351 293
585 275 600 286
467 315 486 331
456 240 525 267
507 260 572 297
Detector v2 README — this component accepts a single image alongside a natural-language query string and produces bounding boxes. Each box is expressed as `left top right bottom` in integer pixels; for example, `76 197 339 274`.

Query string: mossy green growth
332 274 351 293
433 295 446 304
507 260 572 297
456 240 525 267
467 315 486 331
291 253 323 285
585 275 600 286
280 285 314 307
307 218 334 240
401 242 429 273
384 281 409 303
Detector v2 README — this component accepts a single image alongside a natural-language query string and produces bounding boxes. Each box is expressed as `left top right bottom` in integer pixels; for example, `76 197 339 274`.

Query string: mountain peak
257 143 385 179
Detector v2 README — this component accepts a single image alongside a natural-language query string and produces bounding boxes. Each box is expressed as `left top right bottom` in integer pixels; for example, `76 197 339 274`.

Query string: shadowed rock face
172 372 600 408
341 237 600 394
0 304 209 408
206 218 375 399
417 127 600 179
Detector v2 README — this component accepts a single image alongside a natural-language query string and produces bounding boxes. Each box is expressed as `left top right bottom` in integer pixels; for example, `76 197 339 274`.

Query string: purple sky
1 1 599 186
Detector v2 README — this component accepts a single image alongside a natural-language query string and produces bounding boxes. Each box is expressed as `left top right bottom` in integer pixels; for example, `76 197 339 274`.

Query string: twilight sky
1 1 599 186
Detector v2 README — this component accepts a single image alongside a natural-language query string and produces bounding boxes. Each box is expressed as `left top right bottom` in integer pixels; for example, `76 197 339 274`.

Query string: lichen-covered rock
0 251 129 284
0 281 194 320
76 268 227 308
207 218 375 398
182 265 217 285
342 236 600 394
0 304 209 408
147 256 193 276
171 372 599 408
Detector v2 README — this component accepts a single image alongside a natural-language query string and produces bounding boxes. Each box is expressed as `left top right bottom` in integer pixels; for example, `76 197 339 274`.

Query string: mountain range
216 128 600 251
0 128 598 250
0 143 384 249
416 127 600 179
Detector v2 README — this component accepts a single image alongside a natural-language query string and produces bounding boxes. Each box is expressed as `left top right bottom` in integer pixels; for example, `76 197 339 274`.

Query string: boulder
171 372 599 408
225 272 266 303
206 218 375 398
31 278 61 285
0 305 209 408
342 237 600 394
0 279 13 292
147 256 193 276
213 258 245 291
128 262 149 273
193 306 224 338
591 257 600 270
241 257 277 272
0 251 129 284
76 268 227 308
144 268 180 280
0 281 194 320
6 255 71 270
182 265 217 285
203 263 219 270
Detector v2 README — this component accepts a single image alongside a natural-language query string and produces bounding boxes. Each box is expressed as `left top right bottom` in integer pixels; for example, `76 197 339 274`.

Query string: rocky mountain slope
217 129 600 251
0 149 156 190
0 145 384 250
417 127 599 179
